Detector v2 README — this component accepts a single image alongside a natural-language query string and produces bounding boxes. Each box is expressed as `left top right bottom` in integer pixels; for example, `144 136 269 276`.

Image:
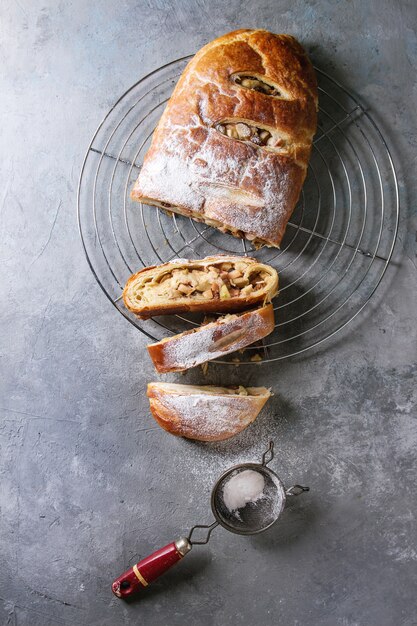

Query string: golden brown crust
147 382 271 441
147 304 275 373
123 255 278 319
132 29 317 247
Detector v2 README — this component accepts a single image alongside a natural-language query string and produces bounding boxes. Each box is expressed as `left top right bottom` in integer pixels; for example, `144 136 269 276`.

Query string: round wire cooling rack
77 56 399 364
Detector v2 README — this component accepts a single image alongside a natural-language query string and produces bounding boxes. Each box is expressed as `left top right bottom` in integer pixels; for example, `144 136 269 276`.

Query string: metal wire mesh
77 56 399 363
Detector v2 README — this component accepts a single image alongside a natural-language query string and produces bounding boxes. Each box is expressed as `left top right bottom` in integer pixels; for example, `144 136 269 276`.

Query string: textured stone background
1 1 416 625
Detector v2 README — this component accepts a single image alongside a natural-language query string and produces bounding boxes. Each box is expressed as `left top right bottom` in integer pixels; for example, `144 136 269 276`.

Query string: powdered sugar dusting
170 398 277 493
153 391 264 439
159 307 273 371
162 323 218 369
136 128 302 245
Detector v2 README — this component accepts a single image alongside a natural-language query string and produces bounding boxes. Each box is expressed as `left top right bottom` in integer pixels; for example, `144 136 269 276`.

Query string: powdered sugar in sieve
212 463 286 534
223 469 265 515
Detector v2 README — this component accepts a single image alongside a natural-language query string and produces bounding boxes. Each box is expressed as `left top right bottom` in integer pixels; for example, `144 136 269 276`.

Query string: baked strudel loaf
147 382 271 441
132 29 317 247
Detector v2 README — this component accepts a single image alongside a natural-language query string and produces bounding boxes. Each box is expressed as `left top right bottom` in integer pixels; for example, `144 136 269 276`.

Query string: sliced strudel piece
123 255 278 319
147 304 274 373
147 382 271 441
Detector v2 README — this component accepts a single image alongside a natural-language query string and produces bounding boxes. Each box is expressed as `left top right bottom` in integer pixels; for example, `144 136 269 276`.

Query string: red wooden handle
112 538 192 598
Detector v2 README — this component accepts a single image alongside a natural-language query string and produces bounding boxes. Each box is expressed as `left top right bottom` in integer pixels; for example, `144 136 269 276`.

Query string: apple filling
232 74 284 97
134 261 271 303
214 121 288 151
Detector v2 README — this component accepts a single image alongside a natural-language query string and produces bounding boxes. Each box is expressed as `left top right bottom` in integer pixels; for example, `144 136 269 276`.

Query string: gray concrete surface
1 1 416 625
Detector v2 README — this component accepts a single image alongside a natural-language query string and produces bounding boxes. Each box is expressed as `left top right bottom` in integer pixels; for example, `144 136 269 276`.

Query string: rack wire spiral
77 56 399 364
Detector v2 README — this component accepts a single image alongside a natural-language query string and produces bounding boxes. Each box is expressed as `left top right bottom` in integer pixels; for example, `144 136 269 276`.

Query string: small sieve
112 441 309 598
